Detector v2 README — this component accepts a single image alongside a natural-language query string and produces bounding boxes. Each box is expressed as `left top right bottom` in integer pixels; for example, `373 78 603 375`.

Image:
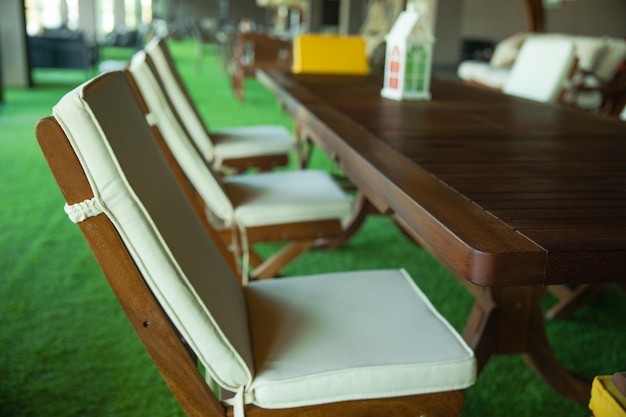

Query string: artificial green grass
1 38 624 417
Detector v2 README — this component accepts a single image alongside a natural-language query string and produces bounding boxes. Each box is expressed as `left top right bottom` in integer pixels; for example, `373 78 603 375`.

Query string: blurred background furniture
230 32 292 101
358 0 405 72
458 33 626 116
501 36 576 103
28 29 99 70
187 17 220 72
142 37 295 174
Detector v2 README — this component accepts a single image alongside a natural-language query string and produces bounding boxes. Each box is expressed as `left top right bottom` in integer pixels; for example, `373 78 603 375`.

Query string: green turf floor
1 39 624 417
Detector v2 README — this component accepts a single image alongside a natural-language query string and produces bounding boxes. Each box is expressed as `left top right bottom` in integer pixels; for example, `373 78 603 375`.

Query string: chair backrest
128 50 236 225
47 71 254 393
143 37 217 161
503 36 576 103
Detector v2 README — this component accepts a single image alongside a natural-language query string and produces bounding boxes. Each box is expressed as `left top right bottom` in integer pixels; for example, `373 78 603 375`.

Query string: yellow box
589 375 626 417
292 34 369 75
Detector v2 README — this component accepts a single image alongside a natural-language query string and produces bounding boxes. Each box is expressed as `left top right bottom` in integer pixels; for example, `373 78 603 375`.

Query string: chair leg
546 284 608 319
251 240 316 279
231 62 244 101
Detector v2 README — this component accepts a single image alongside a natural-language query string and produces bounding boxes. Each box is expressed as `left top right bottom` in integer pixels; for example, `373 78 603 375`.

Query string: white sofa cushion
244 269 476 409
594 37 626 83
460 33 622 91
456 60 511 89
490 32 530 68
503 36 576 103
53 72 254 391
570 35 609 73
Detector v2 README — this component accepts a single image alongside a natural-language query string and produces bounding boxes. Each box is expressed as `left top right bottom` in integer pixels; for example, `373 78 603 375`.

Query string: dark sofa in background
28 29 99 70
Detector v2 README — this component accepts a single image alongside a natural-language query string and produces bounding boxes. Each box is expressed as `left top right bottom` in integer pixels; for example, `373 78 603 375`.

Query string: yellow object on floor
292 34 369 75
590 375 626 417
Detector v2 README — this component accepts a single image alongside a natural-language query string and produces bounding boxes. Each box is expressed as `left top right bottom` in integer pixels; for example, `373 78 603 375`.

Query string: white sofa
458 32 626 113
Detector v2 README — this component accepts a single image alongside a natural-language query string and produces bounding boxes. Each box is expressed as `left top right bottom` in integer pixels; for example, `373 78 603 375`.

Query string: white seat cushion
244 269 476 409
225 170 352 227
212 125 295 162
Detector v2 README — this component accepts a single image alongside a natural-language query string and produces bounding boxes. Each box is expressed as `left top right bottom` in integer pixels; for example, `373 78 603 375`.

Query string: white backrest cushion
144 38 216 159
52 71 254 391
128 51 235 224
503 36 576 103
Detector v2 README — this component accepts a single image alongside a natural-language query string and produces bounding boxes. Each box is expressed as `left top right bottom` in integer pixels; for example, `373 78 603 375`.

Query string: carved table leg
462 284 591 403
522 307 592 403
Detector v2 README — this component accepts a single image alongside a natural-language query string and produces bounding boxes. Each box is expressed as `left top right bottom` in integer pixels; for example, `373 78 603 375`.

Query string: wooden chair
503 36 577 103
127 55 353 281
143 37 294 174
230 32 292 101
35 70 476 417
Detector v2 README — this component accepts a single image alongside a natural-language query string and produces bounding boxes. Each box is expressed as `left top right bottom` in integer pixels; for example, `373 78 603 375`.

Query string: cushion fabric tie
224 385 250 417
64 198 105 223
145 112 158 127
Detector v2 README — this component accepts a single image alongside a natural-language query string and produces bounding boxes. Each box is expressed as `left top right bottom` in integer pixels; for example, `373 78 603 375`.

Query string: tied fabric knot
64 198 105 223
224 385 255 417
145 112 158 127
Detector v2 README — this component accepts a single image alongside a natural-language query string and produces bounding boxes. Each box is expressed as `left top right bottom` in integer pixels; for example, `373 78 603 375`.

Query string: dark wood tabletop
258 70 626 288
258 69 626 403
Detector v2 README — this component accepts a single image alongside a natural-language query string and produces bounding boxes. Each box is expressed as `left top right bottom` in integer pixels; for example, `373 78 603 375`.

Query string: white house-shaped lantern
381 4 435 101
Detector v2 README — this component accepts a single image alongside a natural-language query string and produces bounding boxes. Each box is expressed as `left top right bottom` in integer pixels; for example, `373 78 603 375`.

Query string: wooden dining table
257 69 626 404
